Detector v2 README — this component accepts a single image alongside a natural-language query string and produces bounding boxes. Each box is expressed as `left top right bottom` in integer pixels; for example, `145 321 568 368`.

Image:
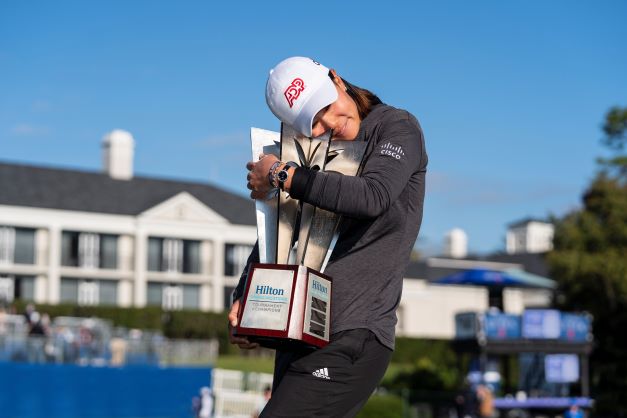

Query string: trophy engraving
277 125 331 264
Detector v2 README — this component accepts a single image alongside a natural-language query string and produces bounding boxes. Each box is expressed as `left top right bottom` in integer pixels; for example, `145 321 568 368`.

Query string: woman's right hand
228 299 259 350
246 154 279 200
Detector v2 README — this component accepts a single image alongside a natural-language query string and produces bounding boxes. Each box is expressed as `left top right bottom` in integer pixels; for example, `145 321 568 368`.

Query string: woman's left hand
246 153 279 199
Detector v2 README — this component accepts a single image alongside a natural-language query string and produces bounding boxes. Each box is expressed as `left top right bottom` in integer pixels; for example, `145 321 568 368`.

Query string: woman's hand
246 153 279 199
228 299 259 350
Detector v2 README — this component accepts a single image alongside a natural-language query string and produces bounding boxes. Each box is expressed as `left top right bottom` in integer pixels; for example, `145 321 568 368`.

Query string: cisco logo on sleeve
380 142 405 160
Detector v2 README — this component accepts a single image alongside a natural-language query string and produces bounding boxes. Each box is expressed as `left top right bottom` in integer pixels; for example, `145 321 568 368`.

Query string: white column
199 240 214 311
118 235 134 272
118 280 133 307
34 229 49 303
134 229 147 307
47 225 61 304
118 234 134 307
200 284 212 312
34 276 47 303
211 239 225 312
35 229 49 266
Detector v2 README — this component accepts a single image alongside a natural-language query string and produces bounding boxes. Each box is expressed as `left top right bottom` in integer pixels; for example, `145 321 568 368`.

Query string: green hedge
11 302 472 366
12 301 238 354
387 337 466 393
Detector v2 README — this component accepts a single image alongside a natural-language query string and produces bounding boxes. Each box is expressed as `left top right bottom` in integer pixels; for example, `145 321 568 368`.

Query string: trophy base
235 263 332 349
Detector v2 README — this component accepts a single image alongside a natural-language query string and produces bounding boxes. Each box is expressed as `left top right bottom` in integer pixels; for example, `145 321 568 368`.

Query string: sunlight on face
311 78 361 140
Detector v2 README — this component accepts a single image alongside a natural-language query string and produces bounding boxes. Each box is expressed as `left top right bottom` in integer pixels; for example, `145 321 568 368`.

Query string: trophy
235 125 367 348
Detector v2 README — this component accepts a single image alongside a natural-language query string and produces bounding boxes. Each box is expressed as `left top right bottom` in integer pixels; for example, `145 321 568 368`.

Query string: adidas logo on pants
312 368 330 380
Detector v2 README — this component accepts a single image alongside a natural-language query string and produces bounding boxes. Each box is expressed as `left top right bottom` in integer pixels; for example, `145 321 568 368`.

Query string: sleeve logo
284 78 305 108
380 142 405 160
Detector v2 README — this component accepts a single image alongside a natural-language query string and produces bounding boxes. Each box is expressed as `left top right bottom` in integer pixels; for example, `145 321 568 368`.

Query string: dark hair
329 72 382 120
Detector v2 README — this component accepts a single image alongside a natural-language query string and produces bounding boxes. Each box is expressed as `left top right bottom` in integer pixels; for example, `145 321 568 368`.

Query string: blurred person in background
252 385 272 418
27 311 47 362
198 386 213 418
564 404 584 418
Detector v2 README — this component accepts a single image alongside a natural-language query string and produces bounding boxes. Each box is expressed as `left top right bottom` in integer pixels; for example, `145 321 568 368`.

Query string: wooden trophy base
235 263 332 349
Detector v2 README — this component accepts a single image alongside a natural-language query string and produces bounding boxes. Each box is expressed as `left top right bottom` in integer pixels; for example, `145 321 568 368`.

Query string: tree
547 106 627 417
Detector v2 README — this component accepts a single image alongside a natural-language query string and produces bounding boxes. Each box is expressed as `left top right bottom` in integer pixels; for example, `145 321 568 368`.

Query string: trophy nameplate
235 126 366 348
237 264 332 348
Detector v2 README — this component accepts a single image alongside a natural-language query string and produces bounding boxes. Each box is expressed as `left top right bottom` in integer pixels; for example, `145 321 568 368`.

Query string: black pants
260 328 392 418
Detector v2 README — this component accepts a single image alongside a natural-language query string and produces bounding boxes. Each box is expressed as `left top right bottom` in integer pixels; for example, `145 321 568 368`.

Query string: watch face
278 170 289 183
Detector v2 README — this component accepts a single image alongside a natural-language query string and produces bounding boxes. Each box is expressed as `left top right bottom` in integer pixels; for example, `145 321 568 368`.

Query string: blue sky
1 1 626 255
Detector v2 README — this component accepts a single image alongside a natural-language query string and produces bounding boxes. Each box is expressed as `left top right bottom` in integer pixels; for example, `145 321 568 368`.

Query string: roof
404 252 550 280
0 161 255 226
482 252 549 276
507 217 552 228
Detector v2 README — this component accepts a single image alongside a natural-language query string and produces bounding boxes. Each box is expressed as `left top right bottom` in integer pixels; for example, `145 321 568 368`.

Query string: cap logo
284 78 305 108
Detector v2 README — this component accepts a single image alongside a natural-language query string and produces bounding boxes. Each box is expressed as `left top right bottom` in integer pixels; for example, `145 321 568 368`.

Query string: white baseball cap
265 57 338 137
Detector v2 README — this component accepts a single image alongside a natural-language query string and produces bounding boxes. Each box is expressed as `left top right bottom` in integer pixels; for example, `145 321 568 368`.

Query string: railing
211 368 274 418
0 333 218 366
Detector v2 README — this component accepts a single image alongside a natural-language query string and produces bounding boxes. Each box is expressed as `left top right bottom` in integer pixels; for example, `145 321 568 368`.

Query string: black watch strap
277 162 298 191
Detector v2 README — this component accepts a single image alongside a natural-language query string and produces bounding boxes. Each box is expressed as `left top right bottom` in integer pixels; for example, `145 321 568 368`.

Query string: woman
229 56 428 417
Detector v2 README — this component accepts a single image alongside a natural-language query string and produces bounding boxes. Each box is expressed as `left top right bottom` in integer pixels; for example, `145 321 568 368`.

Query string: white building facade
0 131 257 312
506 218 554 254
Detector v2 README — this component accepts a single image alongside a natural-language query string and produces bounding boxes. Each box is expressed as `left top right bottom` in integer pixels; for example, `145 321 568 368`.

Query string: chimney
102 129 135 180
444 228 468 258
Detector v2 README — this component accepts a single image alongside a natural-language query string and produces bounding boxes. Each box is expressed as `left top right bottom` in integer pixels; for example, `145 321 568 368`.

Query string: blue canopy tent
435 268 556 289
435 268 556 310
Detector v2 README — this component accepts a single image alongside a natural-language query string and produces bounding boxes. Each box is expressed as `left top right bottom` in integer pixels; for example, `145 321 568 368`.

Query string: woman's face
311 71 361 140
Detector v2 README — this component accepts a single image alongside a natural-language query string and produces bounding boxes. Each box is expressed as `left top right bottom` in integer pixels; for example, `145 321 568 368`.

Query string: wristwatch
277 162 298 190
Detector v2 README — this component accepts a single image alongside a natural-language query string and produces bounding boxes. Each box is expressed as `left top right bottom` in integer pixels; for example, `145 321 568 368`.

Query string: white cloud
11 123 49 136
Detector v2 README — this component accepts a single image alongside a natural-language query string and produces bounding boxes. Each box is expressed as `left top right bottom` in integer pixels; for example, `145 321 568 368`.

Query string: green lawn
215 354 412 382
215 355 275 374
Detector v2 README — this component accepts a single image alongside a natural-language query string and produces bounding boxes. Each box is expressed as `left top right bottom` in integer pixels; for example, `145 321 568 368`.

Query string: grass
215 354 413 382
215 354 275 374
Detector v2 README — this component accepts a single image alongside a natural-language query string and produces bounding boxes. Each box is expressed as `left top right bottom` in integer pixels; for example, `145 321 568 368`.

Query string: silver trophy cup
235 125 366 348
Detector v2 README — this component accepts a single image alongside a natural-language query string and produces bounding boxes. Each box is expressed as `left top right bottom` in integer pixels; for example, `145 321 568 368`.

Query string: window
224 285 236 310
163 239 183 273
15 276 35 301
163 284 182 310
147 237 201 273
61 232 80 266
60 278 117 306
0 276 35 303
78 280 99 306
146 282 200 310
147 238 163 271
0 227 35 265
99 281 117 305
14 229 35 264
60 279 79 303
0 277 14 303
62 232 118 269
183 241 201 274
182 284 199 310
147 282 163 306
79 233 100 269
224 243 254 276
100 235 118 269
0 227 15 264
